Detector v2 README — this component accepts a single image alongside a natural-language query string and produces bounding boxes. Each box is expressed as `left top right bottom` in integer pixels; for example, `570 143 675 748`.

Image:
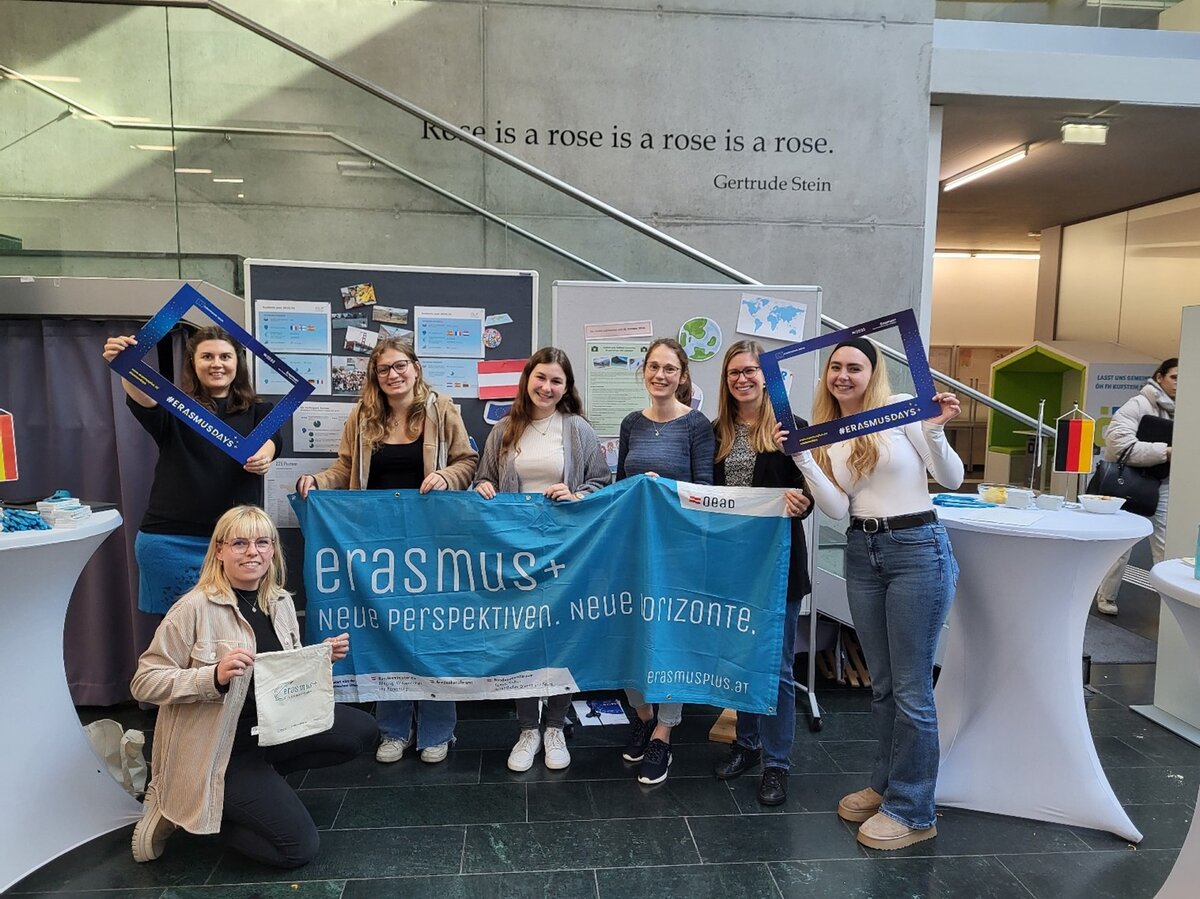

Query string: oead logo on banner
674 482 787 517
0 409 17 482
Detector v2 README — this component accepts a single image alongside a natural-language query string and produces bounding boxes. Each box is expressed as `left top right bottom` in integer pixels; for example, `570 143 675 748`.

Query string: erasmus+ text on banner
292 476 791 714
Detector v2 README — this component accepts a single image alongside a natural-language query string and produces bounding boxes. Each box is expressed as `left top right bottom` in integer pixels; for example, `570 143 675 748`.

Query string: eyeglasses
726 366 761 381
377 360 412 376
223 537 274 554
645 363 681 376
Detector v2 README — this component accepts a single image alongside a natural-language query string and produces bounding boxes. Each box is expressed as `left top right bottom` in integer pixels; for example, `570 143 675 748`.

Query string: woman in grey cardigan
473 347 612 772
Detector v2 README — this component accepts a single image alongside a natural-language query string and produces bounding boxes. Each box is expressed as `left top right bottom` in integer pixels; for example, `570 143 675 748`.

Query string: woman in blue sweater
616 337 714 785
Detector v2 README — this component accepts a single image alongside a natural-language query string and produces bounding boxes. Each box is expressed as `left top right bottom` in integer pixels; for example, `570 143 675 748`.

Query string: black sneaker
637 739 672 785
714 743 761 780
758 766 788 806
622 715 655 762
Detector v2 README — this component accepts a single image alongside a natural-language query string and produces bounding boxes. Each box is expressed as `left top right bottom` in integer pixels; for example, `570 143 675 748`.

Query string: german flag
1055 417 1094 473
0 410 16 481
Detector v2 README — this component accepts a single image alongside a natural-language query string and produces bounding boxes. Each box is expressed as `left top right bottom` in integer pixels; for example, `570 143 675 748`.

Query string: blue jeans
375 700 456 750
845 522 958 830
735 598 801 769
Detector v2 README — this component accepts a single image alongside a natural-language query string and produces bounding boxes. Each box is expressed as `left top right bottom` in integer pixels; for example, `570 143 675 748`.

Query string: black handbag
1085 446 1161 517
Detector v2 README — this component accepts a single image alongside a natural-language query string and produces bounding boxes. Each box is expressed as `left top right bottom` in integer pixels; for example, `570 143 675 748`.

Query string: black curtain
0 317 184 705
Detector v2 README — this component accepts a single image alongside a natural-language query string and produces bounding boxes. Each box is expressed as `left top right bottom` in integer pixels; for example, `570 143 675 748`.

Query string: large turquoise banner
292 476 791 713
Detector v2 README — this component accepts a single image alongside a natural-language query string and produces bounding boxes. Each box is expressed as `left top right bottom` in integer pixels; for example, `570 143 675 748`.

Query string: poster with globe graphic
678 316 723 362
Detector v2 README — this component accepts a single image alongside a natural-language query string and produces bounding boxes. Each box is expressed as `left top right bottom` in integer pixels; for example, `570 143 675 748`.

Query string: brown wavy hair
643 337 693 406
811 344 893 483
714 340 779 462
357 339 430 451
181 326 256 414
500 347 584 457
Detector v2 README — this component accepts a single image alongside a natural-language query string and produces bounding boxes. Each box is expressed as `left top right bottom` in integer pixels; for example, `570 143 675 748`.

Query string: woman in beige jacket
130 505 377 867
297 338 478 764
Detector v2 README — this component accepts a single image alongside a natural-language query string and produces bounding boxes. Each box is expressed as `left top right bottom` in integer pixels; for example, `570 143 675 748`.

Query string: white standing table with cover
0 511 140 892
1145 560 1200 898
934 502 1151 841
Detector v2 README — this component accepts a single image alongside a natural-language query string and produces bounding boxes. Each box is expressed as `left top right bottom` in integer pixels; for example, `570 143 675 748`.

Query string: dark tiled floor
15 665 1198 899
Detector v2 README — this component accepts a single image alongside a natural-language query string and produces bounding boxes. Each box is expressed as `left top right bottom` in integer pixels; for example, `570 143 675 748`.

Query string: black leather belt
849 510 937 534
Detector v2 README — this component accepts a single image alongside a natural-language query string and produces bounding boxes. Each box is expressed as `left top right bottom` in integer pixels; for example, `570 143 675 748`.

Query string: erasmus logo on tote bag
252 643 334 746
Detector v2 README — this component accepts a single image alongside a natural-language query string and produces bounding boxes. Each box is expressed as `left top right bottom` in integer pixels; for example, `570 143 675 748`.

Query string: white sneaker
507 728 542 772
375 736 412 763
420 742 449 763
1097 597 1119 616
543 726 571 770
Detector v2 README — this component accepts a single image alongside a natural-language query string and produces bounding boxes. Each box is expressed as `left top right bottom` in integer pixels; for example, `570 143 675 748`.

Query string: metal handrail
35 0 756 285
14 0 1053 436
0 65 624 283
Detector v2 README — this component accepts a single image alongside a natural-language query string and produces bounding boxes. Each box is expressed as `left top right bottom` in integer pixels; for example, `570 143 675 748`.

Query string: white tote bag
252 643 335 746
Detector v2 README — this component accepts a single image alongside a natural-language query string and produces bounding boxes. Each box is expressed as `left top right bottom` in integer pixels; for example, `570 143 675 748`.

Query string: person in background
296 338 478 765
794 339 962 850
1094 357 1177 616
102 328 278 617
710 340 814 806
616 337 714 785
130 505 377 868
473 347 612 773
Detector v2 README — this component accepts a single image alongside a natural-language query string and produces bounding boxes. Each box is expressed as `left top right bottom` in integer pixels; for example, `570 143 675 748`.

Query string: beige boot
131 789 176 863
837 786 883 823
856 811 937 850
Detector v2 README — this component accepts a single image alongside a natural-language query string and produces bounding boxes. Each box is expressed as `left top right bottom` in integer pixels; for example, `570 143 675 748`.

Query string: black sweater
129 395 278 536
712 418 814 601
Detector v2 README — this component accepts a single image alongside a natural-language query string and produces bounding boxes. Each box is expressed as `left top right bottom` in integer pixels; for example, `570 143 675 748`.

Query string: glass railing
0 0 751 342
936 1 1194 31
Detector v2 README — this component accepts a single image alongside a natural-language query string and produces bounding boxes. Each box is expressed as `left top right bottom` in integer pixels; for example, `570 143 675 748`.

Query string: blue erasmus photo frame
107 284 314 464
760 308 940 454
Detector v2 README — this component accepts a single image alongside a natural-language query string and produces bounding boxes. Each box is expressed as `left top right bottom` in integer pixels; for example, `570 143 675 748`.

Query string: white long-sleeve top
794 395 965 520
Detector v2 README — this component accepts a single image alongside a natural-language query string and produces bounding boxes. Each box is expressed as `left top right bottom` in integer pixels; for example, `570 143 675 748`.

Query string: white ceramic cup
1005 488 1034 509
1036 494 1065 511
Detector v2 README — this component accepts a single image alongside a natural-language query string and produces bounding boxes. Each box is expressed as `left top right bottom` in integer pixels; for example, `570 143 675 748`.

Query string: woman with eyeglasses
130 505 378 868
616 337 714 785
102 327 280 617
793 339 962 850
473 347 612 773
297 338 478 765
710 340 814 807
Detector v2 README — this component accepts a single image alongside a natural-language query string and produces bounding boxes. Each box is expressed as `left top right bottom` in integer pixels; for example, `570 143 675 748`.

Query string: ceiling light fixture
174 167 212 174
131 144 176 152
1061 119 1109 146
212 177 244 183
941 145 1029 192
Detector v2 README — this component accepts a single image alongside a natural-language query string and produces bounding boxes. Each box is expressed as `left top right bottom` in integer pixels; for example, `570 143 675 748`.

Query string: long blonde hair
714 340 779 462
812 346 893 483
358 339 431 450
195 505 288 613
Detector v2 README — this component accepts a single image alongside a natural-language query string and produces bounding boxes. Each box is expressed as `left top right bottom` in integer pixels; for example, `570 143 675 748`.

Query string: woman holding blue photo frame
794 338 962 850
102 327 279 617
296 338 478 765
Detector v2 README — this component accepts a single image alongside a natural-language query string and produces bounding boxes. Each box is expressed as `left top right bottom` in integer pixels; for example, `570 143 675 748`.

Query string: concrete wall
0 0 935 339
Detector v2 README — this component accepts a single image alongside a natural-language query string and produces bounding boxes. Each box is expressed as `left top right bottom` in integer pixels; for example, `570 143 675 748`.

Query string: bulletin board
246 258 537 529
552 281 822 440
